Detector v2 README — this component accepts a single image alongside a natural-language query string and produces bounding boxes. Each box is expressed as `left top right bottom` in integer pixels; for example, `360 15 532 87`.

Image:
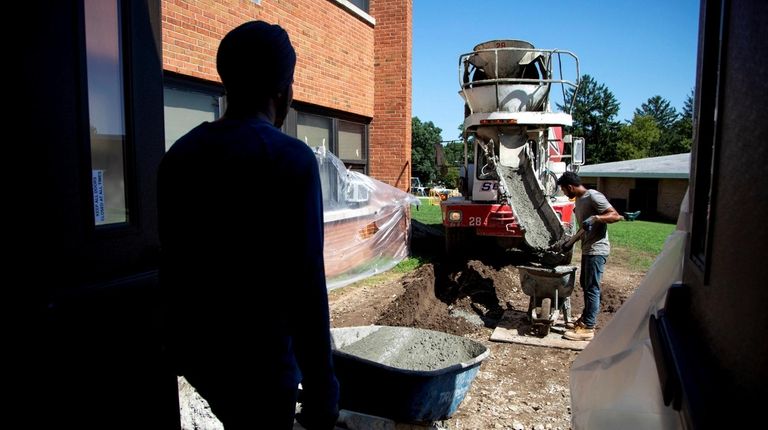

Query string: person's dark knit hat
216 21 296 102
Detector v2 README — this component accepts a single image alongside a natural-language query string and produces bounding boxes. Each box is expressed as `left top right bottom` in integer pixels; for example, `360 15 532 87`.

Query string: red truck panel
442 201 574 237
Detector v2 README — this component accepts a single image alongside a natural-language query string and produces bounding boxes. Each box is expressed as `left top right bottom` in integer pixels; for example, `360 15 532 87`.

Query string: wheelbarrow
329 326 489 423
518 265 578 336
624 210 641 221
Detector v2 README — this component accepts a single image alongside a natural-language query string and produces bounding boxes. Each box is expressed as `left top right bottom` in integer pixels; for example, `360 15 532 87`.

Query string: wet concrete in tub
337 327 483 371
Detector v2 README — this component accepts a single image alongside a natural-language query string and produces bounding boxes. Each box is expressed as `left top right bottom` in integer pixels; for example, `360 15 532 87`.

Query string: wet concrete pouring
329 241 644 429
497 165 562 251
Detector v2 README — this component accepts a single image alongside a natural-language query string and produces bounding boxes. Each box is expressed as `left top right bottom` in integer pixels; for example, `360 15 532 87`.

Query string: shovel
551 228 586 253
540 228 586 266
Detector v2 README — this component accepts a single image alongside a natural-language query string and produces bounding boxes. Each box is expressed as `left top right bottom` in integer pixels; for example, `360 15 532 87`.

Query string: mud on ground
328 251 644 429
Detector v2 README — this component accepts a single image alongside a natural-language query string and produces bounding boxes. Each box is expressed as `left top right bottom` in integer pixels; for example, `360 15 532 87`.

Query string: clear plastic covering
314 148 420 290
569 191 690 429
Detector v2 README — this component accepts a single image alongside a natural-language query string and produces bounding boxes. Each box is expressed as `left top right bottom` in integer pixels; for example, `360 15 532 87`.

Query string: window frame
332 0 375 25
80 0 134 230
284 103 370 174
162 73 225 150
164 72 225 114
686 0 727 284
347 0 369 13
337 119 367 165
72 0 166 283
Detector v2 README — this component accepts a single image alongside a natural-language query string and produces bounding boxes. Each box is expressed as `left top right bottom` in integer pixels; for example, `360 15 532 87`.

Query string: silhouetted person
158 21 339 429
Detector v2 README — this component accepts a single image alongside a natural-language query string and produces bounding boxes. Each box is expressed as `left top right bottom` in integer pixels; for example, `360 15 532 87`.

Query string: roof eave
577 172 690 179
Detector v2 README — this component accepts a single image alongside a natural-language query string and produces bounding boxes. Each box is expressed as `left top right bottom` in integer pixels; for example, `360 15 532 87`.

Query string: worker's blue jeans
580 254 607 328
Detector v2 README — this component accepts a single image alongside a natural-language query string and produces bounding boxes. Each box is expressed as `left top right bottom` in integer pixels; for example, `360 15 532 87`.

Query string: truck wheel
543 170 559 197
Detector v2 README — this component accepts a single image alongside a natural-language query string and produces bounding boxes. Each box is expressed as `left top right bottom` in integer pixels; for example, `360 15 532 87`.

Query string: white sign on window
92 169 105 223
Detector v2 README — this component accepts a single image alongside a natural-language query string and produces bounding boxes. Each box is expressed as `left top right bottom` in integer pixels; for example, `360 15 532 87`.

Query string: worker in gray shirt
556 172 623 341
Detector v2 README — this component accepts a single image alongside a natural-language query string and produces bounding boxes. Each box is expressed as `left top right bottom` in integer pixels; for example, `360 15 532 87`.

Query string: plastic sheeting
315 149 419 290
569 191 690 430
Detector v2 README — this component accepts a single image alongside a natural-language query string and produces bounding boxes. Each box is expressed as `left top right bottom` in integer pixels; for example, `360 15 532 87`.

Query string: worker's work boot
564 316 582 330
563 322 594 341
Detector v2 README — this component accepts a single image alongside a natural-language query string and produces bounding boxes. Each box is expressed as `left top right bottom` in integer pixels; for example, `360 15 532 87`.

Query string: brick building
578 153 690 222
162 0 413 190
22 2 413 424
162 0 414 281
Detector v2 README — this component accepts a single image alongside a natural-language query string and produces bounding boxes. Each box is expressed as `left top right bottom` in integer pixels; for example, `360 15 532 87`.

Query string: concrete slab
490 310 590 351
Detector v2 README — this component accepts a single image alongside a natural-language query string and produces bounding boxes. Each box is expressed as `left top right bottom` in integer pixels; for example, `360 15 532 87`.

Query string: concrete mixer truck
441 40 585 266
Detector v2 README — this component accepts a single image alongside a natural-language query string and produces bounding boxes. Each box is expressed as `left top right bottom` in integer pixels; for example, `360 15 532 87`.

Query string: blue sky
413 0 700 141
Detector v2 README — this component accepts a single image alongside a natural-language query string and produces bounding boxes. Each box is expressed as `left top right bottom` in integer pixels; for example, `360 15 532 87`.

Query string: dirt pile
376 260 527 335
375 264 478 335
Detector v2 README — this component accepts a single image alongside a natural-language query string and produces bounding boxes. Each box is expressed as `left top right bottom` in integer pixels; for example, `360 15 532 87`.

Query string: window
688 0 725 280
163 77 223 150
339 121 365 162
333 0 374 25
84 0 128 225
297 113 337 206
288 106 369 173
348 0 369 13
297 113 331 151
288 106 370 206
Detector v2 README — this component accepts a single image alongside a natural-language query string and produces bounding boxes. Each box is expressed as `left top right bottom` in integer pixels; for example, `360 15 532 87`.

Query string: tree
411 117 441 183
442 140 464 167
682 89 694 119
662 89 694 155
436 140 464 187
616 114 660 160
634 95 692 156
635 95 679 130
558 74 622 163
441 166 460 188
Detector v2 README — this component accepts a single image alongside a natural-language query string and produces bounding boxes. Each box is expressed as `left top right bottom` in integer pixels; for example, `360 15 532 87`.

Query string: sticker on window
92 169 105 223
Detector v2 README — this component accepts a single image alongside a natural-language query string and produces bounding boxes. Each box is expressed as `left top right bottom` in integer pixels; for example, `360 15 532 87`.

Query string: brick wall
162 1 413 188
591 176 688 220
323 209 409 278
657 178 688 221
162 0 375 117
591 177 633 213
369 0 412 190
600 177 634 202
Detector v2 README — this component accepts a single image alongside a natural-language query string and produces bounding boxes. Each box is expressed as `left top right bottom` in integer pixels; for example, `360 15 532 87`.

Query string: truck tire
543 170 559 198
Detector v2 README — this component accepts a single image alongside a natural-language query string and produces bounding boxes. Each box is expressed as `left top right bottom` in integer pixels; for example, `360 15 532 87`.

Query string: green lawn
605 220 676 270
392 255 429 273
411 198 443 225
608 220 676 254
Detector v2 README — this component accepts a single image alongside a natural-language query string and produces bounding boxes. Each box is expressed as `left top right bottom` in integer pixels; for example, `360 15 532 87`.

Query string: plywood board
490 310 590 351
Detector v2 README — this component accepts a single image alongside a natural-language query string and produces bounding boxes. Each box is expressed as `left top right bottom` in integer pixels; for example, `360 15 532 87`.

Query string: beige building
578 153 690 222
